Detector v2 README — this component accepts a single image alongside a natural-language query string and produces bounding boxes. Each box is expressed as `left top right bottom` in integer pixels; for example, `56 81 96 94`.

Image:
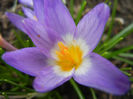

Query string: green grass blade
119 53 133 58
98 23 133 54
122 71 132 77
120 67 132 71
90 88 97 99
130 77 133 82
70 79 85 99
75 0 87 24
0 79 34 91
106 0 118 40
0 48 4 55
103 45 133 58
55 92 62 99
113 56 133 65
1 92 9 99
13 30 25 48
70 0 74 18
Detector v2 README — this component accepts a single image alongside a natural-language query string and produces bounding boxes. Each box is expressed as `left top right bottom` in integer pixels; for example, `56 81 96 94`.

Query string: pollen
33 16 38 21
37 34 40 37
55 42 83 71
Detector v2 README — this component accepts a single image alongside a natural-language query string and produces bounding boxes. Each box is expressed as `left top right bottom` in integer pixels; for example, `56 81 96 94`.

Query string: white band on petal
74 57 92 76
62 34 90 57
53 65 74 77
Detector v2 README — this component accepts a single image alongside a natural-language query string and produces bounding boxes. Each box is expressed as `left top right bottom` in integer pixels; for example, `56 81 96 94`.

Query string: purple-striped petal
2 47 47 76
33 66 73 92
23 19 62 57
6 12 26 33
22 7 35 19
74 3 110 52
73 53 130 95
43 0 76 36
19 0 33 7
33 0 45 24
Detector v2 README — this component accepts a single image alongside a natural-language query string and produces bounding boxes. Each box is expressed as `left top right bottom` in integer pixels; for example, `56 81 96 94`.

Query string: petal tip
2 51 15 65
116 77 131 95
33 77 49 93
2 52 8 62
5 12 11 18
96 2 110 15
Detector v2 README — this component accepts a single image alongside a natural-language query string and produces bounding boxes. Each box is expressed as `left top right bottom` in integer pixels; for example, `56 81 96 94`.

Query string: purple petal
19 0 33 7
33 0 45 24
73 53 130 95
6 12 26 33
33 66 73 92
23 19 62 57
22 7 35 19
2 47 47 76
75 3 110 52
43 0 76 36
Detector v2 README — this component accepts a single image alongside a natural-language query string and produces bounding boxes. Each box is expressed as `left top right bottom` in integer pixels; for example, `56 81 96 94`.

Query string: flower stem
69 79 85 99
90 88 97 99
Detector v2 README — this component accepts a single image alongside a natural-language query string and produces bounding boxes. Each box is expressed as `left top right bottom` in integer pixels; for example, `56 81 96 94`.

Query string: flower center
55 42 83 71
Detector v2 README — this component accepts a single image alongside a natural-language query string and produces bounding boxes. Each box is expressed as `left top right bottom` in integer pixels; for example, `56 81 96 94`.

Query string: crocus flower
19 0 66 19
18 0 35 19
2 0 130 95
19 0 33 7
19 0 66 7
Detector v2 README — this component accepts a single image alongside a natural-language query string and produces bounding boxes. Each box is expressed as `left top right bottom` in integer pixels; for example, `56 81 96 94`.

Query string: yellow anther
55 42 83 71
33 16 38 21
